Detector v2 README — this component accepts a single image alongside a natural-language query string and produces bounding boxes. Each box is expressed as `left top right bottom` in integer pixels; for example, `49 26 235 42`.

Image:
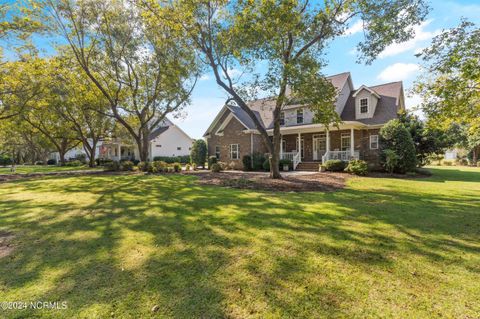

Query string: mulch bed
186 171 349 192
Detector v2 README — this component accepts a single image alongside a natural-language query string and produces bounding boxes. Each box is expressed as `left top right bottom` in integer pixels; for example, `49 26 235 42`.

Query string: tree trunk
473 146 478 164
136 130 150 162
59 152 66 166
270 120 282 179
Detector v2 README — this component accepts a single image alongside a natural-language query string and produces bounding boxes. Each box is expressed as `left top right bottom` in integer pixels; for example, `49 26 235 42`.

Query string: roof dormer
352 85 380 120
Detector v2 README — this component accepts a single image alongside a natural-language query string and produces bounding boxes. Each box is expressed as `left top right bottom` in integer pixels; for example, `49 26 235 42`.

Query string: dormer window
360 98 368 113
280 112 285 126
296 109 304 124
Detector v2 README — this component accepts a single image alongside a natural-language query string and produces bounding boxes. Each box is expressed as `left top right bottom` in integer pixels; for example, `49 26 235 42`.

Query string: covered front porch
276 124 364 170
99 140 137 161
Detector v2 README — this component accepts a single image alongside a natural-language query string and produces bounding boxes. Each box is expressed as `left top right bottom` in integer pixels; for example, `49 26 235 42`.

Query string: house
203 72 406 170
51 118 194 162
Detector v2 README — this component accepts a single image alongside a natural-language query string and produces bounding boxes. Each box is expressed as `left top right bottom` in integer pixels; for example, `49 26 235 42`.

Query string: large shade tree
37 0 199 161
144 0 429 178
415 20 480 163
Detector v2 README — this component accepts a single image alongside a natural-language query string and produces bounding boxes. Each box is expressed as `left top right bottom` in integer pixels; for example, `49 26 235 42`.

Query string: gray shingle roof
148 126 169 140
341 82 403 125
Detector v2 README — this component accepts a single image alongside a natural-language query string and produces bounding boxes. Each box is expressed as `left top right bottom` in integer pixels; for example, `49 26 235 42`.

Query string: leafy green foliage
207 156 218 169
345 160 368 176
210 163 222 172
242 155 252 171
399 111 449 166
153 156 191 164
383 149 399 174
190 140 207 167
120 161 134 171
262 159 270 171
252 152 266 171
380 120 417 173
324 160 347 172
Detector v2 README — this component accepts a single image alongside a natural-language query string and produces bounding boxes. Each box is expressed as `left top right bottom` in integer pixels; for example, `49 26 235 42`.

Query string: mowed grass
0 167 479 318
0 165 101 175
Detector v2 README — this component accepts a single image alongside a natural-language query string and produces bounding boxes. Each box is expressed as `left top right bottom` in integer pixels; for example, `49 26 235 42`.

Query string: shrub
242 155 252 171
208 156 218 169
217 161 227 170
383 149 399 174
97 158 113 166
279 159 292 170
120 161 134 171
104 161 120 171
35 161 44 165
228 161 237 170
477 161 480 167
380 119 417 173
152 161 168 173
0 154 12 166
456 158 468 166
252 152 266 171
345 159 368 176
153 156 190 164
324 160 347 172
172 162 182 172
74 154 87 164
137 161 148 172
442 160 453 166
47 159 57 165
211 163 222 172
190 140 207 168
132 159 140 166
65 160 83 167
262 158 270 171
185 164 191 171
192 163 197 170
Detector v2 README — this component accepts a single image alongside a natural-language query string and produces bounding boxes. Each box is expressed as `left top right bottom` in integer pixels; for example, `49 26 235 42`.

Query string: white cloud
379 20 441 58
199 74 210 81
343 20 364 36
377 63 419 82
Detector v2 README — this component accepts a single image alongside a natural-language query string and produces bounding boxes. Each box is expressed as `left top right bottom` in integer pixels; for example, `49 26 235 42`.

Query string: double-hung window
341 133 351 151
280 112 285 126
230 144 239 160
370 135 379 150
360 98 368 113
296 109 304 124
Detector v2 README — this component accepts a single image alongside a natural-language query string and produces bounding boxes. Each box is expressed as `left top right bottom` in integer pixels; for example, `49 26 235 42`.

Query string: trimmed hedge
207 156 218 169
324 160 347 172
242 155 252 171
0 154 12 166
252 152 266 171
211 163 222 172
153 156 190 164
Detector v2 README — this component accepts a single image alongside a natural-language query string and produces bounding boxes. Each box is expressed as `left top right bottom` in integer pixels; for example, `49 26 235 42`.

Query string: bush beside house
190 140 207 168
380 119 417 174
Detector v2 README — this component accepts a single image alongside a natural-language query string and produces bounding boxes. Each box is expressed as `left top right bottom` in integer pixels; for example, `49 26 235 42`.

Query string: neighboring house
51 118 194 162
204 72 406 170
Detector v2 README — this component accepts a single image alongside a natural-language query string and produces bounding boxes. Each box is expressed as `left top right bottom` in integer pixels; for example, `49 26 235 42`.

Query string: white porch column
350 128 354 158
117 143 121 161
280 134 283 159
326 129 330 153
297 132 301 161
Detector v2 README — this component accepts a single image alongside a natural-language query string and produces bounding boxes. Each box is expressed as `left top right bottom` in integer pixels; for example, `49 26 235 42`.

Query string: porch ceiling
265 121 367 135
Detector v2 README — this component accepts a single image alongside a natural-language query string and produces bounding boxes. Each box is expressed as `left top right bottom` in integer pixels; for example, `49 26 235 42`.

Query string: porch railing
281 151 301 170
322 151 359 163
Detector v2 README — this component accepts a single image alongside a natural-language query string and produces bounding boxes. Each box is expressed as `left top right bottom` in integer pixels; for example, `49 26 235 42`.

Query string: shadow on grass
0 168 479 317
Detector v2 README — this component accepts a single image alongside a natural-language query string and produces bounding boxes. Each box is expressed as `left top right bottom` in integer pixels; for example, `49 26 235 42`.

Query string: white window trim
370 135 379 150
230 144 239 160
341 133 351 151
360 98 369 114
296 108 304 124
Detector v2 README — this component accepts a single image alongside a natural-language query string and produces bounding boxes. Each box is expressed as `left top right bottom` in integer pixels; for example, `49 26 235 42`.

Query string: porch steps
295 162 321 171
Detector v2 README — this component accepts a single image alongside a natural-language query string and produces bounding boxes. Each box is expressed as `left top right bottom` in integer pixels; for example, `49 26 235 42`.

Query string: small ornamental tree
190 140 207 168
380 120 417 173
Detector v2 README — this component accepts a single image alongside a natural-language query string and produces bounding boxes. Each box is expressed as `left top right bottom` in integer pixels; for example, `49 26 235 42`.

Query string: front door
313 134 326 161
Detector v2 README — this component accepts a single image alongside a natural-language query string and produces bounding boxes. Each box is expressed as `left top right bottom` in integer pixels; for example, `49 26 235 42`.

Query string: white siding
355 89 378 120
149 126 194 160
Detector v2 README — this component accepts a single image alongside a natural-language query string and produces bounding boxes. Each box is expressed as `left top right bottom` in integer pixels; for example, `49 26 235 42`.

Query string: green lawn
0 167 479 318
0 165 101 175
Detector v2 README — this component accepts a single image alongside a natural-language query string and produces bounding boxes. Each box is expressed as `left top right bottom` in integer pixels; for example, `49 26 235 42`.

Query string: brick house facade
204 72 405 170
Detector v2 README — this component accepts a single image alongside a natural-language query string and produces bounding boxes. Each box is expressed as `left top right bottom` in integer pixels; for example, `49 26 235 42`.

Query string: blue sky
5 0 480 139
174 0 480 139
